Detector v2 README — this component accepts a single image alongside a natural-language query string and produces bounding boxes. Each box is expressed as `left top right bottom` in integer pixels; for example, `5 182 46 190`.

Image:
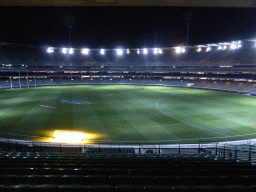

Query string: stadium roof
1 0 256 7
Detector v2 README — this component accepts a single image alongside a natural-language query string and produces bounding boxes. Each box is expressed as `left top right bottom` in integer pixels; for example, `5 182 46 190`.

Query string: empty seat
27 184 58 192
109 175 130 185
0 175 18 185
131 175 153 186
85 175 107 185
61 175 85 185
57 185 85 192
144 185 171 190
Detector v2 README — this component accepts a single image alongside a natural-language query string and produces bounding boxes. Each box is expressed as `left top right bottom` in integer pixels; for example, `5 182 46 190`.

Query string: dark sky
0 6 256 49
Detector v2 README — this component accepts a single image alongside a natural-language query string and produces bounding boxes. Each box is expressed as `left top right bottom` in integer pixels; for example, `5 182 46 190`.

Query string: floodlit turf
0 85 256 144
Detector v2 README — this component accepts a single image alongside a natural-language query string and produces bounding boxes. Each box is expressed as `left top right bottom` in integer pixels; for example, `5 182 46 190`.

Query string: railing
1 137 256 163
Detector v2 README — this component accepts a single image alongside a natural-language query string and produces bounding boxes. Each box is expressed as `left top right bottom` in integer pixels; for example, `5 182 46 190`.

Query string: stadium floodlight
159 48 163 54
197 47 202 52
237 44 242 49
154 48 158 54
217 46 222 50
176 47 181 54
62 48 67 54
100 49 105 55
137 49 140 54
206 47 211 52
176 47 185 53
223 45 227 50
47 47 54 53
230 44 237 50
127 49 130 54
82 48 89 55
143 48 148 54
117 49 123 55
69 48 74 54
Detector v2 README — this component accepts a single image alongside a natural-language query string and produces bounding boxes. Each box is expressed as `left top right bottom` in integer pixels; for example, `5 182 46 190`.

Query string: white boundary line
156 99 228 137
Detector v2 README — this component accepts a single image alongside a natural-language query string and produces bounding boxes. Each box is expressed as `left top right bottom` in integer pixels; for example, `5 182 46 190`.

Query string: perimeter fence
1 138 256 163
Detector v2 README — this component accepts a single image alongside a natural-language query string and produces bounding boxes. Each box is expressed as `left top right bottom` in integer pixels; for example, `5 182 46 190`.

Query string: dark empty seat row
1 174 255 186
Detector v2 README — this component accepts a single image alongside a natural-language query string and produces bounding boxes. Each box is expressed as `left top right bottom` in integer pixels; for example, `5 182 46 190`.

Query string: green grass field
1 85 256 144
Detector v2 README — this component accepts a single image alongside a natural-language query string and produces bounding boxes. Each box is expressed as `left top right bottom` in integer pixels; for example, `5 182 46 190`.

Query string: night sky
0 6 256 49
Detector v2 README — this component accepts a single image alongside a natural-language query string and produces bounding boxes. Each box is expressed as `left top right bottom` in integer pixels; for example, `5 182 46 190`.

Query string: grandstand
1 40 256 191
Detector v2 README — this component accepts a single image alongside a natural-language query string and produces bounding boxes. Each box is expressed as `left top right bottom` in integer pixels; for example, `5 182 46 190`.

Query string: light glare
69 48 74 54
62 48 67 54
52 130 88 143
100 49 105 55
47 47 54 53
143 48 148 54
231 44 236 50
206 47 211 52
117 49 123 55
82 48 89 55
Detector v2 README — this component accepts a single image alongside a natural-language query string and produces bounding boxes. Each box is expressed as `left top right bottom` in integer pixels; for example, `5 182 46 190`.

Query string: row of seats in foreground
0 151 255 191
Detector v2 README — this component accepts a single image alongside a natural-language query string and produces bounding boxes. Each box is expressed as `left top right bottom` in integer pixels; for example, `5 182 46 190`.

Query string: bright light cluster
230 41 242 50
52 130 88 143
176 47 185 54
154 48 162 54
206 47 211 52
117 49 123 55
82 48 89 55
62 48 73 54
47 47 54 53
69 48 74 54
48 40 244 55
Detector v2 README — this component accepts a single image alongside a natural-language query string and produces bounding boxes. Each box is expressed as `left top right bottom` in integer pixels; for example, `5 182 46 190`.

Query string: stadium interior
1 40 256 191
2 1 256 190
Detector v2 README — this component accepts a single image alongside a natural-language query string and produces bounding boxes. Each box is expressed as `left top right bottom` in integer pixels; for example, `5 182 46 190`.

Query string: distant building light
143 48 148 54
47 47 54 53
100 49 105 55
82 48 89 55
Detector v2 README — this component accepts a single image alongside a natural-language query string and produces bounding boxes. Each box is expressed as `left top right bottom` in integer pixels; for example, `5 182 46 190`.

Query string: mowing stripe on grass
156 99 228 137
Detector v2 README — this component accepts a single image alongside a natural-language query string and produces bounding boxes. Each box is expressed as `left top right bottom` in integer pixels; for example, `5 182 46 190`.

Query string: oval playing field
1 85 256 144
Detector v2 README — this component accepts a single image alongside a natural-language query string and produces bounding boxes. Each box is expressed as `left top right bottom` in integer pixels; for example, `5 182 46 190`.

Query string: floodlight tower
186 22 190 46
183 12 193 46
